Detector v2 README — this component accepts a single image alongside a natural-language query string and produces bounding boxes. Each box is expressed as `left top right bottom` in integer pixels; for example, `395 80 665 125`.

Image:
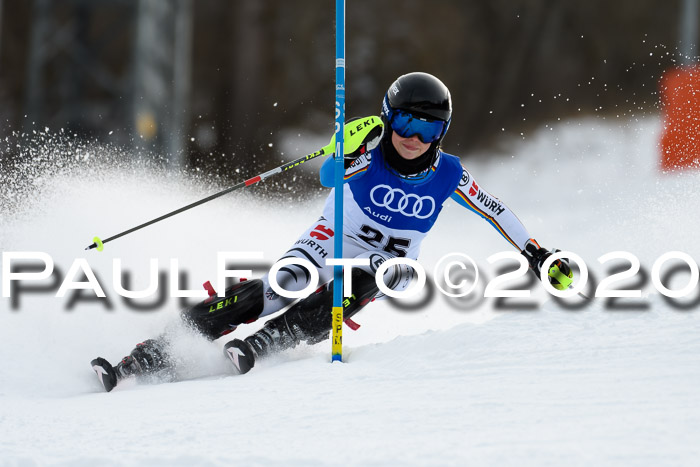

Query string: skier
91 72 573 392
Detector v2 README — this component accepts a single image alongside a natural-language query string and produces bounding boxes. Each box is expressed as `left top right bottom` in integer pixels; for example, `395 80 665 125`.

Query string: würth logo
476 191 505 216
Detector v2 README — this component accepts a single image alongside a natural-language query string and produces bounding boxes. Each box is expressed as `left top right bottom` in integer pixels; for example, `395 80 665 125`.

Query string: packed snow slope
1 117 699 466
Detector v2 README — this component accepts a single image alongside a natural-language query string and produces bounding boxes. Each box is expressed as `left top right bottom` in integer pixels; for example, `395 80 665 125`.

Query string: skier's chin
398 146 424 160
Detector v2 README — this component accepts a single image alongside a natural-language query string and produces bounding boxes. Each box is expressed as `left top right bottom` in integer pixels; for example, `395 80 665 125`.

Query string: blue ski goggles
389 108 447 144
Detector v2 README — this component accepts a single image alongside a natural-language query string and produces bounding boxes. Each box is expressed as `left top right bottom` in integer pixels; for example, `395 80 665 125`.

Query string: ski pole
85 140 334 251
577 290 592 300
85 116 383 252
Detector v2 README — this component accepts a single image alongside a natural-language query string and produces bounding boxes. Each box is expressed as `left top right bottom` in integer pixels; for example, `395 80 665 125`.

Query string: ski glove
329 116 383 167
521 239 574 291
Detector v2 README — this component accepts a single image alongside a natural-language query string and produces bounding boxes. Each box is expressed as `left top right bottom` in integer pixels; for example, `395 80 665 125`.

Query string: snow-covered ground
1 116 699 466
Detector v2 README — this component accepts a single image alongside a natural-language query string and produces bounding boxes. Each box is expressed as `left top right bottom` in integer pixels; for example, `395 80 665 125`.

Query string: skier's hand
328 116 383 165
521 239 574 291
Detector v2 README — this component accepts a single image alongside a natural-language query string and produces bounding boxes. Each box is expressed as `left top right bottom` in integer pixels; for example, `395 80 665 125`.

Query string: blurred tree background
0 0 691 183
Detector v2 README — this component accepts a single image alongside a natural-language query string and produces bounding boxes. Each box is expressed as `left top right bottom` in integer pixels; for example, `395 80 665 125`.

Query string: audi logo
370 184 436 219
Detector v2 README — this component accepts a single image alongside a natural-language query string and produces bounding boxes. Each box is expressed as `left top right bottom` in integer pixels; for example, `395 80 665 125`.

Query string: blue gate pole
331 0 345 362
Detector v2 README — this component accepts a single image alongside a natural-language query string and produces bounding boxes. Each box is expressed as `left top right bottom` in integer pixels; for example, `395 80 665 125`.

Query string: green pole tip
93 236 104 252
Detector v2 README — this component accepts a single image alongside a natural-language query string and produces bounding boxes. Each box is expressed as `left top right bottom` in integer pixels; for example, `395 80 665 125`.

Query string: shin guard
244 268 378 359
181 279 265 340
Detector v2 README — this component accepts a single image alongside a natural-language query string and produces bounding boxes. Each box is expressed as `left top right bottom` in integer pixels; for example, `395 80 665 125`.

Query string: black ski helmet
382 72 452 139
380 72 452 175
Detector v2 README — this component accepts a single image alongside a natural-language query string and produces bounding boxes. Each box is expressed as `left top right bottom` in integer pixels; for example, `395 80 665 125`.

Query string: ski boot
91 338 170 392
224 268 379 374
91 279 265 391
223 314 296 375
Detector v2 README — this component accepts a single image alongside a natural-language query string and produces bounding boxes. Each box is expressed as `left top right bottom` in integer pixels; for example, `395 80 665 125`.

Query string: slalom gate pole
331 0 345 362
85 141 334 251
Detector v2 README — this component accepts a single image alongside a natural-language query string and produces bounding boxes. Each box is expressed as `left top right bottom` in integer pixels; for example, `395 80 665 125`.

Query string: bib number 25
357 225 410 257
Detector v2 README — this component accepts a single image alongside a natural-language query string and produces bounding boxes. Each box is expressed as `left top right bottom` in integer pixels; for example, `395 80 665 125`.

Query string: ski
90 357 120 392
223 339 256 375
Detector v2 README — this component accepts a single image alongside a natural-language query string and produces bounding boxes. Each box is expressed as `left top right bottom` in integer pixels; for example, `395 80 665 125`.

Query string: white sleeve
451 167 532 250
